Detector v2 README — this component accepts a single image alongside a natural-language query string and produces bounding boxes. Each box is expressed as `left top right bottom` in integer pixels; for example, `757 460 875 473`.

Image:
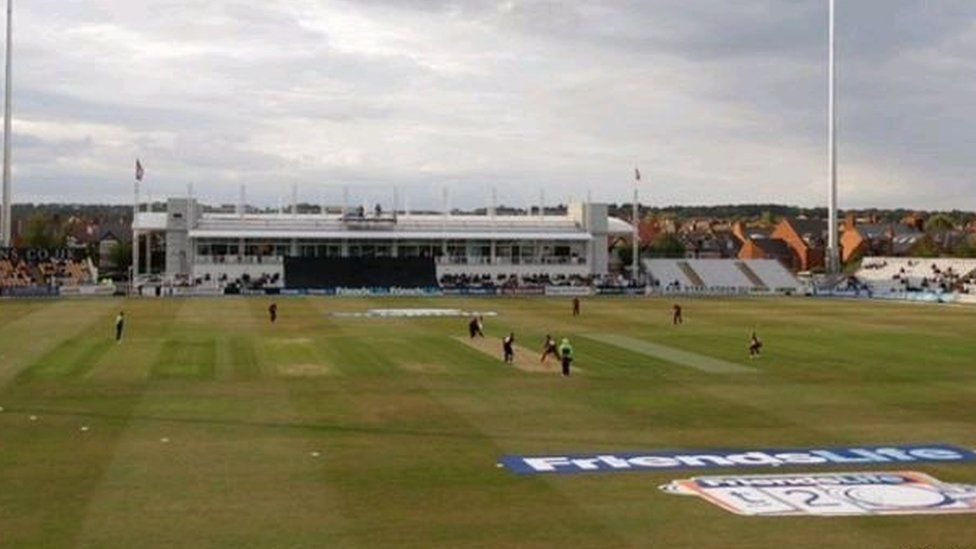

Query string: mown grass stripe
582 333 757 374
151 340 217 380
17 336 116 381
0 298 182 547
0 300 118 387
227 335 261 379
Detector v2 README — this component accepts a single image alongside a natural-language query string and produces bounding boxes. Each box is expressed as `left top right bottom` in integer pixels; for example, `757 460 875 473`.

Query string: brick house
738 237 794 267
681 231 741 259
730 220 802 271
769 217 828 271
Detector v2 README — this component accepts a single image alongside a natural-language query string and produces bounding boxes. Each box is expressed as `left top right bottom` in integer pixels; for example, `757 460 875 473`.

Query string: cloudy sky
8 0 976 209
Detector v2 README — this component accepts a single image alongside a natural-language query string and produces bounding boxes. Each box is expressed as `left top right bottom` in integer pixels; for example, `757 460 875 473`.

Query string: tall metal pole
1 0 12 247
632 184 639 282
827 0 840 273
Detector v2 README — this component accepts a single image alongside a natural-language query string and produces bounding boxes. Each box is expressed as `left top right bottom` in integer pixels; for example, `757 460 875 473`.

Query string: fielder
114 311 125 343
502 332 515 363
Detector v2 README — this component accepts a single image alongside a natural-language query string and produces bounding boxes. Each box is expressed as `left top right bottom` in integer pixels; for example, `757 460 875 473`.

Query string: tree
647 233 686 258
108 241 133 272
924 213 956 234
843 249 865 273
22 213 67 248
923 214 957 251
953 235 976 258
907 234 941 258
616 243 637 267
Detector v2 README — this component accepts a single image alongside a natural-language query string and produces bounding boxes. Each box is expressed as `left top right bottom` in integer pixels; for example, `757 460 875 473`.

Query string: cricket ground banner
661 471 976 516
333 287 442 297
499 444 976 475
544 286 594 297
594 287 644 296
441 288 499 296
500 287 545 296
1 285 59 297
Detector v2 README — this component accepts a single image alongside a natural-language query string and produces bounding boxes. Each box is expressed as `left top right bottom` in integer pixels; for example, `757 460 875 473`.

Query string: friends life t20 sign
498 444 976 475
660 471 976 516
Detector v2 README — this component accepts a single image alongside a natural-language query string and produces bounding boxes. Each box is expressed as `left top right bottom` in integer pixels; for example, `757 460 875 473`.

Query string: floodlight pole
1 0 12 247
826 0 840 274
632 176 639 283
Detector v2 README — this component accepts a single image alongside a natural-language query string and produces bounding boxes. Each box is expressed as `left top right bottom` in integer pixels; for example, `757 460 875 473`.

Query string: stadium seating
685 260 752 288
643 259 695 290
747 260 805 291
644 258 801 294
0 259 34 288
855 257 976 294
0 256 95 289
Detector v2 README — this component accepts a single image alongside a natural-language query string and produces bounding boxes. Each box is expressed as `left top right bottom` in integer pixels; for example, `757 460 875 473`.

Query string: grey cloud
5 0 976 210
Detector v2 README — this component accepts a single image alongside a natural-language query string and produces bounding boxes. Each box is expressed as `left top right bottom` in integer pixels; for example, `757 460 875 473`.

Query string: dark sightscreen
284 257 438 289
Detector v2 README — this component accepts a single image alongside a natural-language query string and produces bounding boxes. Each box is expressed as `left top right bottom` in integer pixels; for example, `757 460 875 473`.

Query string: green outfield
1 296 975 547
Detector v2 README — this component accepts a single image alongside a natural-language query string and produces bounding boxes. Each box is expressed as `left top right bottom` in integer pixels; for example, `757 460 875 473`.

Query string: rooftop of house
854 223 921 240
751 237 792 257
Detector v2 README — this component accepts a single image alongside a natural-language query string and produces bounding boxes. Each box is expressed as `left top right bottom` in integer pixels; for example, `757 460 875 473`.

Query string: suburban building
840 216 925 262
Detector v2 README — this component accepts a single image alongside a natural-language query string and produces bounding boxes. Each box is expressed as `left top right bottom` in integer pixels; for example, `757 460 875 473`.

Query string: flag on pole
634 167 641 182
136 159 145 182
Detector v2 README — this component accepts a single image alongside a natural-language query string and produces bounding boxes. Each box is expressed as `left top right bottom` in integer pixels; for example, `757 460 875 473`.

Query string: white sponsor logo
660 471 976 516
508 446 972 474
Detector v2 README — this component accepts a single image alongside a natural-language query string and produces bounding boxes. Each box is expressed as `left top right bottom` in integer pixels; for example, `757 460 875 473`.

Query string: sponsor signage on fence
594 287 644 296
815 288 957 303
0 285 59 297
544 286 594 297
499 444 976 475
239 288 268 296
335 287 442 297
442 288 499 296
307 289 336 296
500 287 545 296
661 471 976 516
58 285 115 296
0 247 74 262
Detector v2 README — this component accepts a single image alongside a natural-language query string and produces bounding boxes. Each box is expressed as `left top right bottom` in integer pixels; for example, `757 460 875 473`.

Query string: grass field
1 296 976 547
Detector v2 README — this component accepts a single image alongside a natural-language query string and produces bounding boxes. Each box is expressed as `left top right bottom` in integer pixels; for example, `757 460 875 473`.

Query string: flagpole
132 160 141 283
1 0 12 247
132 186 138 281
